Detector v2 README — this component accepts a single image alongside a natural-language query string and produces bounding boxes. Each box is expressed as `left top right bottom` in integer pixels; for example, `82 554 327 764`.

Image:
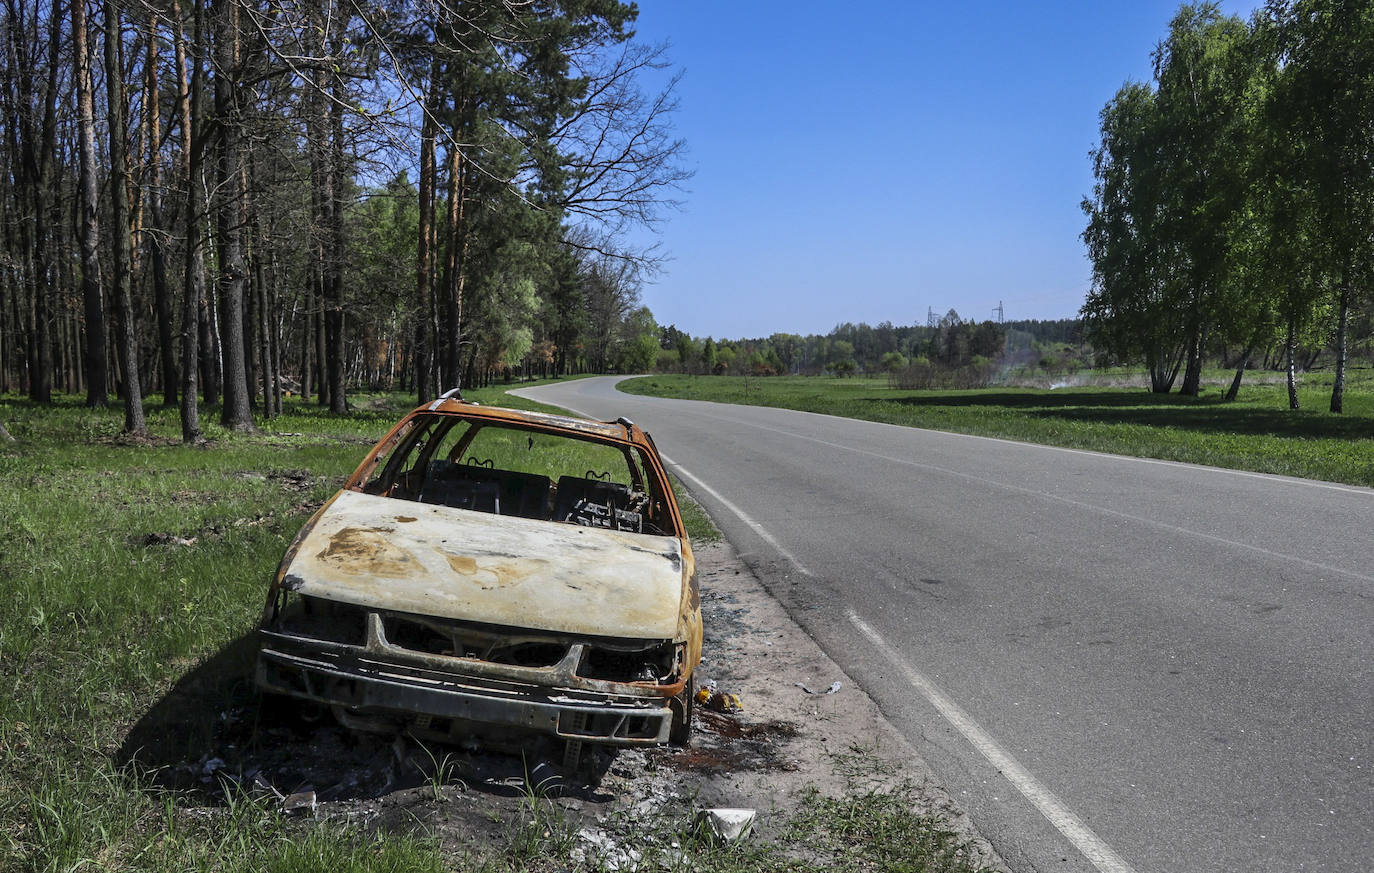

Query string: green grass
673 476 723 545
0 390 423 872
619 371 1374 487
0 381 969 873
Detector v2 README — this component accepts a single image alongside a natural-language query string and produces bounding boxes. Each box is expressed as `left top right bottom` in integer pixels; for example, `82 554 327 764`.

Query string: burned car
256 393 700 762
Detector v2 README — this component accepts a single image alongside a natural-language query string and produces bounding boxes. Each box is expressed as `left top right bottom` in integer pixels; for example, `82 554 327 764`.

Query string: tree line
0 0 684 440
650 315 1086 382
1082 0 1373 409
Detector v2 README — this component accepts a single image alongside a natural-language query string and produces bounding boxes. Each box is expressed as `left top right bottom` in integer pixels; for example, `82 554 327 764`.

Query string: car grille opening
579 641 677 683
381 614 568 667
278 595 367 645
561 709 662 741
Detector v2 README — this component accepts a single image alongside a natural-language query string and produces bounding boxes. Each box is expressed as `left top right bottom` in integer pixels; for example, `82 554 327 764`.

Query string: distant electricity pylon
927 306 938 329
993 301 1004 324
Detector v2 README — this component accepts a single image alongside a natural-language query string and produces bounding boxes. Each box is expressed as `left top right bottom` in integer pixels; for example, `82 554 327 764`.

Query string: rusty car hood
284 490 685 640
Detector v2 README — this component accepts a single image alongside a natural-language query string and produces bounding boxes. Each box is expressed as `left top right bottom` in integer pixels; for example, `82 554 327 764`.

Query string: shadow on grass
115 633 261 795
874 391 1374 440
879 390 1212 410
1034 404 1374 439
115 633 613 806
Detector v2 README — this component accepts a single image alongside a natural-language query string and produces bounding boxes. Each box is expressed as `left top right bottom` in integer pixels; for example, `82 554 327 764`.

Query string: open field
0 384 985 873
619 371 1374 488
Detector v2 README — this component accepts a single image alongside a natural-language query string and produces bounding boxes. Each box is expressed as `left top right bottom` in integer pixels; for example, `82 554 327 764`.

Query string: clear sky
624 1 1259 340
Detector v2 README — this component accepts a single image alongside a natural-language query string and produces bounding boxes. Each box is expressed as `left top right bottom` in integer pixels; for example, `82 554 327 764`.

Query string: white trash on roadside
794 679 842 695
695 807 756 843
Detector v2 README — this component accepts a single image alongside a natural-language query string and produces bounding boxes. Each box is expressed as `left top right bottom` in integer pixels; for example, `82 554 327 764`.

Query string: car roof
413 397 647 445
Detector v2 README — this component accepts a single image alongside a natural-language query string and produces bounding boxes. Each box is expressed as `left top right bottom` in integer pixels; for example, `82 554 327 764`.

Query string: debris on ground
794 679 842 695
695 807 756 843
250 773 285 801
573 827 644 871
142 533 198 547
283 790 317 816
198 757 225 781
695 680 744 713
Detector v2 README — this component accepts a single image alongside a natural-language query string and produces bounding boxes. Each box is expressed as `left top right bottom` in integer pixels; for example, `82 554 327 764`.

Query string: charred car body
256 395 700 757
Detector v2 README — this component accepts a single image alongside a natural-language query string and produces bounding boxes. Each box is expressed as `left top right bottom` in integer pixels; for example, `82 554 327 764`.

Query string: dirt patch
92 432 182 448
154 540 1003 868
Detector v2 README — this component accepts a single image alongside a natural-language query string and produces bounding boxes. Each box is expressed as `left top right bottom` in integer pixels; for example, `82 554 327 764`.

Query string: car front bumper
257 629 675 745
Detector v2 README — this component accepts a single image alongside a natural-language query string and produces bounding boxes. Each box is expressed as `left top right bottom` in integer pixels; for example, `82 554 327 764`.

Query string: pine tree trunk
23 184 53 403
213 0 252 431
143 29 177 407
61 235 79 394
304 0 333 410
300 287 313 401
74 0 107 407
325 67 347 413
0 257 7 393
415 63 438 404
13 2 62 402
105 0 146 435
243 228 257 409
176 0 203 443
268 253 282 415
255 247 270 415
314 290 328 407
200 285 219 405
442 138 464 391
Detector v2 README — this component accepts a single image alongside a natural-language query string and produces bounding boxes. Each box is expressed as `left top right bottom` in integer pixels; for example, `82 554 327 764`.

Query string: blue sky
625 1 1258 339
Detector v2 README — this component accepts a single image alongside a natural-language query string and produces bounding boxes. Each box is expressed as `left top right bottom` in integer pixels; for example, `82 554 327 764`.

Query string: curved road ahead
515 377 1372 873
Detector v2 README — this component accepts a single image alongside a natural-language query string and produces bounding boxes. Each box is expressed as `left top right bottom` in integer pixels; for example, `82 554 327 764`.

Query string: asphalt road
514 376 1373 873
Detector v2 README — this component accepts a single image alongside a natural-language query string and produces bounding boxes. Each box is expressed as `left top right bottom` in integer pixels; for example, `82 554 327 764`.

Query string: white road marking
518 395 595 420
659 453 813 577
849 610 1139 873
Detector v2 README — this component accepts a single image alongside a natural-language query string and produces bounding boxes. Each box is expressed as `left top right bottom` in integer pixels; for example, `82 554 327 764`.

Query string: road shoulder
652 539 1005 864
181 532 1006 869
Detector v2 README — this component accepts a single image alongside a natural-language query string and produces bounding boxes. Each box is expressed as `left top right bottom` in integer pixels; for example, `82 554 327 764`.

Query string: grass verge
618 372 1374 487
0 381 973 872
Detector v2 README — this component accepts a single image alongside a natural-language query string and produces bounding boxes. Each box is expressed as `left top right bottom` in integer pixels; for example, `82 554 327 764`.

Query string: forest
649 316 1085 383
5 0 1371 449
1 0 684 440
1081 0 1374 410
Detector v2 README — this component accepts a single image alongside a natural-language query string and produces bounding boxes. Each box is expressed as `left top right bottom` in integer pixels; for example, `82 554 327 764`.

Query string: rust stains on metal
289 491 685 640
440 552 548 589
444 553 479 575
317 526 413 577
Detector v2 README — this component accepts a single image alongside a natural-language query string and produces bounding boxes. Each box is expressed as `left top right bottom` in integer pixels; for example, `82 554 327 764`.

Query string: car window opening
360 414 668 535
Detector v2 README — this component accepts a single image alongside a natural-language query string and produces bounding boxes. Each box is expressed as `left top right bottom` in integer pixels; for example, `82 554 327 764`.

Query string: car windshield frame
346 409 682 538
